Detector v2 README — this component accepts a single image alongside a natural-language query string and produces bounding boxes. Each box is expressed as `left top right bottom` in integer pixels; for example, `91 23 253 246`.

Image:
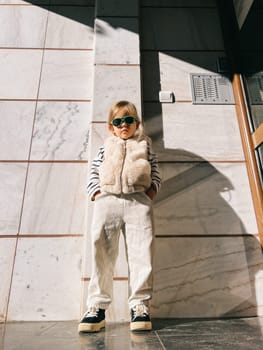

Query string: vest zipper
120 140 126 193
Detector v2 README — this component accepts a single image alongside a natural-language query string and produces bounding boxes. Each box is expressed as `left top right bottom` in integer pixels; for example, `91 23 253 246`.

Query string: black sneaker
130 304 152 331
78 306 105 333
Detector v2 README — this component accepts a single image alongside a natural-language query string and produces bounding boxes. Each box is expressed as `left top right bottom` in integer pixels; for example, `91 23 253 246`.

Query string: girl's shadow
150 148 263 321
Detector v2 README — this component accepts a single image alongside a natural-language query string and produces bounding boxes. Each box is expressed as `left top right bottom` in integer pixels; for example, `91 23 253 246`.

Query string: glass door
243 74 263 189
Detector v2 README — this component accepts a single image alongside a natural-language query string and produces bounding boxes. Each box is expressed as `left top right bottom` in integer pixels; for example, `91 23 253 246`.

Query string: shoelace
84 306 99 318
132 304 149 319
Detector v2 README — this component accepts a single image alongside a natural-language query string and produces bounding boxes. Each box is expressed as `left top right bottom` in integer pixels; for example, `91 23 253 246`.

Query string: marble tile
0 5 48 48
81 281 130 322
102 324 162 349
30 101 91 161
156 318 263 350
0 50 42 99
3 321 163 350
87 122 109 159
0 163 27 235
142 51 225 101
0 238 16 322
144 103 244 161
141 8 224 50
3 322 81 350
45 6 94 49
95 18 139 64
106 282 130 322
0 101 35 160
20 163 88 234
152 236 263 317
7 237 83 321
141 0 216 6
39 50 93 100
2 322 58 350
92 66 141 121
96 0 139 16
154 162 257 235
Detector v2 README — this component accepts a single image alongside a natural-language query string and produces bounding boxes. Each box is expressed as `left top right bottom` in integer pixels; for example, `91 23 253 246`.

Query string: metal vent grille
246 75 263 104
190 74 234 104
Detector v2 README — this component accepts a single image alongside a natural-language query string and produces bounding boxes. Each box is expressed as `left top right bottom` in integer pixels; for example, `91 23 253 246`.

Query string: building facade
0 0 262 322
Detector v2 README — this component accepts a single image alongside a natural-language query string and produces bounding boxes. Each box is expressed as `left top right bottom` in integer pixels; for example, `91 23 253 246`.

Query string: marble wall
1 0 262 324
0 1 95 322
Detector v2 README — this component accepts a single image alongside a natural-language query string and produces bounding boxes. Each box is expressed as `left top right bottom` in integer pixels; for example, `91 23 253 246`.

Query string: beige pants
87 192 154 310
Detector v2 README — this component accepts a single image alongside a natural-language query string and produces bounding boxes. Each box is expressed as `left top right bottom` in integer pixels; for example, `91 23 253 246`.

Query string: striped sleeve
87 146 104 200
148 143 161 193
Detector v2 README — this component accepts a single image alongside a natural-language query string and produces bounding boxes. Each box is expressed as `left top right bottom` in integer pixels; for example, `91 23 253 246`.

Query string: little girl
78 100 161 333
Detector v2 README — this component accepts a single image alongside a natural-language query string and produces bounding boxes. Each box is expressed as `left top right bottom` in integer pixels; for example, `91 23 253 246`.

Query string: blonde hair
107 100 149 142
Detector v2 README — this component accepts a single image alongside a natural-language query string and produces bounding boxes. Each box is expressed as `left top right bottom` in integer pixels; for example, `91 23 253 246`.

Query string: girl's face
109 107 139 140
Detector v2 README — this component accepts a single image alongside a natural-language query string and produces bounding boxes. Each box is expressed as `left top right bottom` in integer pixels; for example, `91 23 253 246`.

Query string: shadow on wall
25 0 137 41
26 1 95 24
24 0 262 75
150 146 263 318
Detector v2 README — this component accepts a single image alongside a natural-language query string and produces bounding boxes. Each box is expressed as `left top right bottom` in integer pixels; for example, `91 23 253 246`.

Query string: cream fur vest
99 136 152 194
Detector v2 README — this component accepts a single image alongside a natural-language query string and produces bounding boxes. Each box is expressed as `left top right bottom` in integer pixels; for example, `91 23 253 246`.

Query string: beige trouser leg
122 193 154 308
87 192 154 310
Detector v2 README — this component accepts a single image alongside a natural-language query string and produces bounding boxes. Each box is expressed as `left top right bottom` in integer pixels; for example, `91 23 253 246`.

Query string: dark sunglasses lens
112 118 122 126
125 116 135 124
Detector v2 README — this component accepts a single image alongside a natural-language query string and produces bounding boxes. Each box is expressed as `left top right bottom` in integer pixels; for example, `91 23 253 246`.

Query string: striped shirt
87 143 161 200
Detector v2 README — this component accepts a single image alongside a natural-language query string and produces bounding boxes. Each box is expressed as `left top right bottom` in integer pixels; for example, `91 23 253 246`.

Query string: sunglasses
111 116 137 127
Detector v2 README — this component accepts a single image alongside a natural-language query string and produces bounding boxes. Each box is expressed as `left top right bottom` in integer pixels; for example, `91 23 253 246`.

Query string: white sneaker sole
130 321 152 331
78 319 105 333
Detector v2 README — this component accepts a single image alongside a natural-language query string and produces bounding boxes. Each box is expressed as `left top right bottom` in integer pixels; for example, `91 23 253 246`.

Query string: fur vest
99 136 152 194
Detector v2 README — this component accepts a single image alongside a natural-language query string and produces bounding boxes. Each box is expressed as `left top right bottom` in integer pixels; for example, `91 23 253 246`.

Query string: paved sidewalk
1 317 263 349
